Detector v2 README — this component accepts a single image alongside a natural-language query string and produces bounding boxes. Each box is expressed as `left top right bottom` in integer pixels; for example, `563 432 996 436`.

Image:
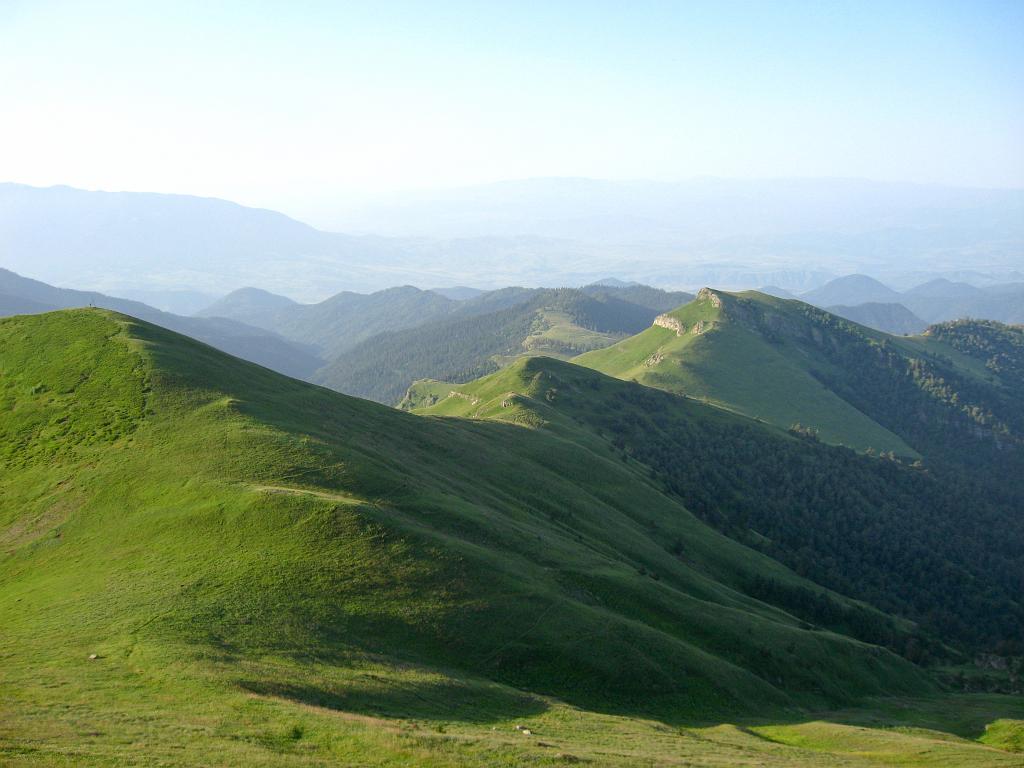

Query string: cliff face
652 314 687 335
697 286 723 308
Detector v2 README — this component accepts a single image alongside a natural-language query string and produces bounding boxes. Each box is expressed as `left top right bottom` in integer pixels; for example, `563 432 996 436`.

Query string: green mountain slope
0 267 323 379
575 289 916 455
410 356 1024 654
198 283 695 403
4 310 1023 766
316 288 671 403
577 289 1024 467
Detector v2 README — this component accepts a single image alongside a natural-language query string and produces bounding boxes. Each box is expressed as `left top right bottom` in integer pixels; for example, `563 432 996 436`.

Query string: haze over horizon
2 0 1023 226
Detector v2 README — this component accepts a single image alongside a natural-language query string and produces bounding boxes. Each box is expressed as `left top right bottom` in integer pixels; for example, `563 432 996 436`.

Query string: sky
1 0 1022 223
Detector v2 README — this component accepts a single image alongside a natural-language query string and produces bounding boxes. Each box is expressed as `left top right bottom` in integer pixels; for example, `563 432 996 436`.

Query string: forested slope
412 356 1024 655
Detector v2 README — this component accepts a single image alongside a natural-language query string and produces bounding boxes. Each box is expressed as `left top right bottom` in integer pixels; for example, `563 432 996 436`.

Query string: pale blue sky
1 0 1021 220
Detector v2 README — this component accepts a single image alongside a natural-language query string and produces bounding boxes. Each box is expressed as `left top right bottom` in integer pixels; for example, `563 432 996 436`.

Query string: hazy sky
2 0 1022 221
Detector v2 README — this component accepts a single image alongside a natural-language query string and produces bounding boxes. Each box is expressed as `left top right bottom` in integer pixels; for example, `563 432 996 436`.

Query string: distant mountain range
334 176 1024 244
314 285 695 403
796 274 1024 333
4 180 1023 297
825 302 927 336
0 267 694 404
4 262 1021 405
199 281 694 403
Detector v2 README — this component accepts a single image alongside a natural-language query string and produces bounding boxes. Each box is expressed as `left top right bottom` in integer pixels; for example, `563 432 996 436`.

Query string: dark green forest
445 354 1024 658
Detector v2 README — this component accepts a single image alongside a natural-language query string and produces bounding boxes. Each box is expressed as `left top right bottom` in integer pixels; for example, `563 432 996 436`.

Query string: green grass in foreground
1 309 1022 766
2 642 1022 766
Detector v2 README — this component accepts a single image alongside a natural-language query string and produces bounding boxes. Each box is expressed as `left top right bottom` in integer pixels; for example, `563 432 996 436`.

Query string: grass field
3 639 1022 766
2 309 1022 766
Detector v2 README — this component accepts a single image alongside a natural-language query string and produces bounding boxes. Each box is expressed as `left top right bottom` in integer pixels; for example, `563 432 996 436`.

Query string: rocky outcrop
653 314 686 335
697 287 722 308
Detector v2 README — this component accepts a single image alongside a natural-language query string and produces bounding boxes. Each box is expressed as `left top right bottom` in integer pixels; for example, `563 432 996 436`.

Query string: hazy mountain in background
111 287 222 315
428 285 486 300
333 177 1024 280
0 183 421 300
333 176 1024 240
902 283 1024 325
4 179 1022 299
0 293 54 316
197 286 299 325
199 285 460 359
903 278 985 299
801 274 902 306
826 302 928 335
757 285 798 299
801 274 1024 327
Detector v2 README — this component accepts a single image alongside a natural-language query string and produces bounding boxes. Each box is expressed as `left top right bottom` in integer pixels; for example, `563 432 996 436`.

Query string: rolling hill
408 355 1024 655
10 309 1018 765
313 287 691 403
199 282 694 365
801 274 902 307
574 289 914 454
575 289 1024 467
199 284 460 359
0 268 323 379
902 281 1024 325
197 286 300 324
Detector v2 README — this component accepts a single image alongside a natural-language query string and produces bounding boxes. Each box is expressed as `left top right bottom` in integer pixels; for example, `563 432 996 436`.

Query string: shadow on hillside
238 675 549 723
237 671 1024 756
133 318 1024 744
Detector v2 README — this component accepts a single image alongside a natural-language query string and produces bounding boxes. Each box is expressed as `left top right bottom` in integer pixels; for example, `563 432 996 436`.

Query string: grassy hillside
198 283 696 403
577 289 1024 468
410 356 1024 655
575 289 916 455
3 310 1023 765
315 288 668 403
0 268 323 380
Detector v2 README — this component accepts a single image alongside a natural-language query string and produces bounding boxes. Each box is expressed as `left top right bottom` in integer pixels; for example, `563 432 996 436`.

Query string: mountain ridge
0 267 323 378
576 289 1024 464
408 352 1024 655
1 309 933 709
